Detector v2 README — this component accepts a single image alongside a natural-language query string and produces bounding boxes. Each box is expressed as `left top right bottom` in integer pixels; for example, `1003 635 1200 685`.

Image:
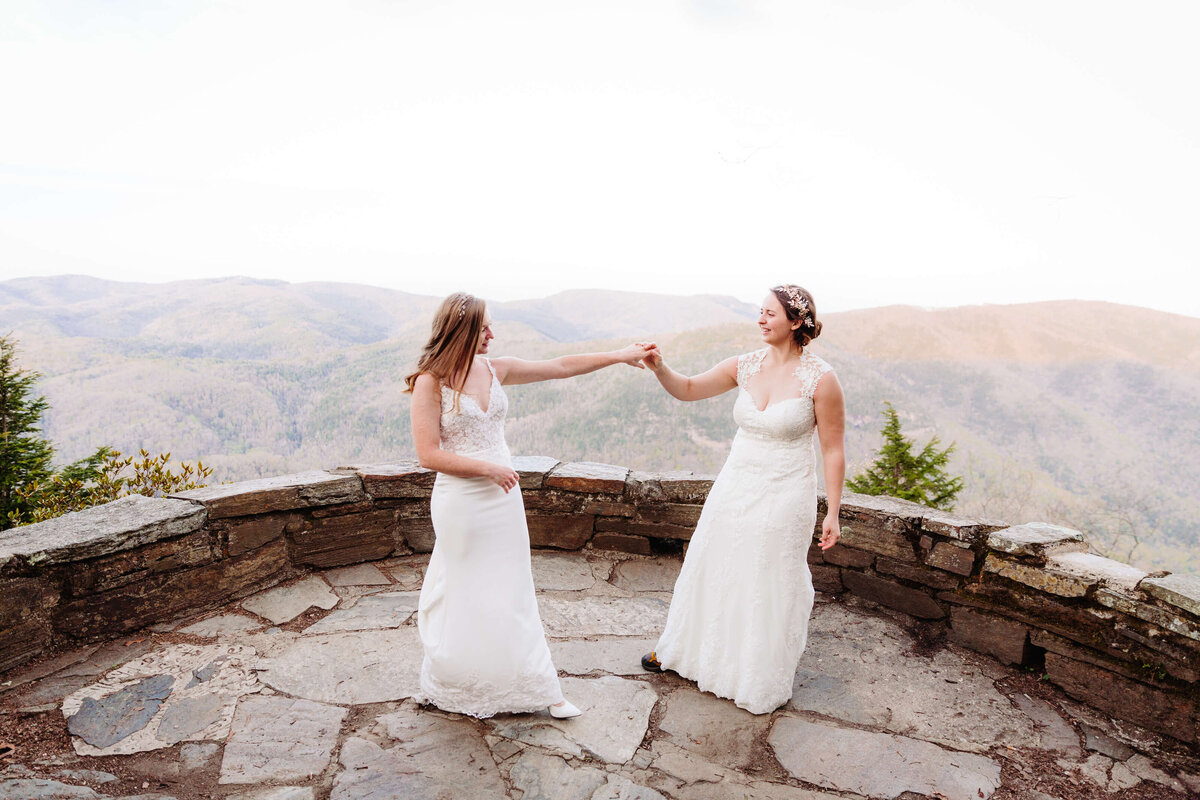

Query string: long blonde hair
403 292 486 412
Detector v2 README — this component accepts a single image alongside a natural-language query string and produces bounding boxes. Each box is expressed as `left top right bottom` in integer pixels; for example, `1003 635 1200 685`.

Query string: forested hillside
3 276 1197 573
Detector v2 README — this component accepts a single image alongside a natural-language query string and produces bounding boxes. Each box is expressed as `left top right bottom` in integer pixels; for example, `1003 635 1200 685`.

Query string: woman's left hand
818 514 841 550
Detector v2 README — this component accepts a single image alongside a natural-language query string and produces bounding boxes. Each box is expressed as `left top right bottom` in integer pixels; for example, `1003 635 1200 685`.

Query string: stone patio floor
2 551 1199 800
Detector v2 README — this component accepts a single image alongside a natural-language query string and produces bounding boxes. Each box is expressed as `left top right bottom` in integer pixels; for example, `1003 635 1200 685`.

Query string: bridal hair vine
772 285 815 327
459 295 470 319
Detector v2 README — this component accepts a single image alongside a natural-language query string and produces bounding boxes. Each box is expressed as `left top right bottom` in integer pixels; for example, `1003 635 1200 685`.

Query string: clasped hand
619 342 658 369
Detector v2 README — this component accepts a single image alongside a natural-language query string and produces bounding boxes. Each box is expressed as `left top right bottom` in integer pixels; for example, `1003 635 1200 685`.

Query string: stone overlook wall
2 457 1198 746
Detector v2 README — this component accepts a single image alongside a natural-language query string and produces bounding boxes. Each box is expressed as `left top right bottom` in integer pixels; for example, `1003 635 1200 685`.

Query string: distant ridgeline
1 458 1197 746
6 276 1198 574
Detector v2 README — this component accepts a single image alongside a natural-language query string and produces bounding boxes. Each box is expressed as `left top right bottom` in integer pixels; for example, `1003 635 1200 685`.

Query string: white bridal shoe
549 700 581 719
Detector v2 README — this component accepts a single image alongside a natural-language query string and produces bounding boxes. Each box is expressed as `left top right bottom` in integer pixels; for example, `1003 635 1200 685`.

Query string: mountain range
2 275 1197 574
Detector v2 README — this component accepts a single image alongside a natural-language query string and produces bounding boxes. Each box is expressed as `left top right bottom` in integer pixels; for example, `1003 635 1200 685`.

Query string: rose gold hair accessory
772 285 815 328
459 296 469 319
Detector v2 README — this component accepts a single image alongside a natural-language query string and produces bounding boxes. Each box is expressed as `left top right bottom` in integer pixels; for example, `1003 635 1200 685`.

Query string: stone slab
1141 573 1200 618
320 563 391 586
986 522 1087 558
341 704 509 798
302 591 419 633
1099 588 1200 644
227 789 315 800
0 575 59 673
538 596 669 637
53 539 292 640
178 614 261 638
0 779 103 799
841 570 944 618
530 552 597 590
350 462 435 498
61 644 259 756
1080 722 1136 760
594 518 694 541
949 605 1029 665
918 508 1005 543
1010 693 1081 757
627 470 714 504
241 576 338 624
399 516 435 552
255 627 422 704
0 495 206 566
488 675 656 763
155 693 226 744
66 673 175 749
611 558 681 593
876 555 960 590
222 513 295 558
180 741 222 771
64 528 216 596
219 695 347 784
589 532 652 555
549 637 660 676
288 508 398 568
1047 551 1147 592
789 605 1034 752
1043 652 1196 743
506 751 608 800
173 471 364 519
0 644 98 692
983 554 1092 597
546 462 629 494
769 717 1002 800
925 540 976 575
512 456 562 489
527 514 594 549
634 503 702 527
821 544 874 569
658 687 771 770
835 521 916 563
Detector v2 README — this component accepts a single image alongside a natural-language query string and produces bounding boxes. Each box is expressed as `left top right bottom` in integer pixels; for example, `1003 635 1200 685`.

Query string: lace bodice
733 348 832 443
439 359 510 463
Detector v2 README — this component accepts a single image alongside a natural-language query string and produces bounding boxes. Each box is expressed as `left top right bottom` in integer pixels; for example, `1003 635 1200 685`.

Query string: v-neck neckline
453 359 495 414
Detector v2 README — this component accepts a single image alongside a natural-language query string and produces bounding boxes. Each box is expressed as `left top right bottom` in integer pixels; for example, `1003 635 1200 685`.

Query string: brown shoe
641 651 662 672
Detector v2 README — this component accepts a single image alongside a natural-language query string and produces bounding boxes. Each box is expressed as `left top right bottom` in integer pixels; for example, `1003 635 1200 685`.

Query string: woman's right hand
484 463 520 493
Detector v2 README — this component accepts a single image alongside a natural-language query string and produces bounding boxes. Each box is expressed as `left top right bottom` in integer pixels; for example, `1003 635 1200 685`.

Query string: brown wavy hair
403 292 487 412
770 284 822 348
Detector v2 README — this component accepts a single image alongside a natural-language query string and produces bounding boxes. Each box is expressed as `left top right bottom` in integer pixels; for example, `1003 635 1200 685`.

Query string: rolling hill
3 275 1197 573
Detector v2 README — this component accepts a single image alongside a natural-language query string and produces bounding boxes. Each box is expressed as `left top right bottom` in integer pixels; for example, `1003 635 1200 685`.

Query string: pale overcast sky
2 1 1198 316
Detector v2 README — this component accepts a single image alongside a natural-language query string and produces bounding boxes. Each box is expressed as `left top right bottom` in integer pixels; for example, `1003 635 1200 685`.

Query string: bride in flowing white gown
640 285 846 715
405 292 651 718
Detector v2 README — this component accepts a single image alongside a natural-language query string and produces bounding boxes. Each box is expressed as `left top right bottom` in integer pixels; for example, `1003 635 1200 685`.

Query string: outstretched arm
410 373 520 492
814 373 846 549
644 348 738 402
491 343 651 386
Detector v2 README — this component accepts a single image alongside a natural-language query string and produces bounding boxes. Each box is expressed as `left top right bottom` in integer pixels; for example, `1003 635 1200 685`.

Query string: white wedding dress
414 359 565 717
654 347 833 714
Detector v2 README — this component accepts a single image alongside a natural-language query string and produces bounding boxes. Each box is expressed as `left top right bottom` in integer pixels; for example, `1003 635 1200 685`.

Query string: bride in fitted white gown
643 285 846 714
405 292 650 717
416 358 562 715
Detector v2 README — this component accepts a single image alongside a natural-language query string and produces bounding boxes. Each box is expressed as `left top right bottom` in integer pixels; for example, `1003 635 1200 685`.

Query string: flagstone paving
3 550 1199 800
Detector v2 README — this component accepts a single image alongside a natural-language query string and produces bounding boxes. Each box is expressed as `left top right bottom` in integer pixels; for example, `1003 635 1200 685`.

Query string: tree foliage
1 334 56 526
1 334 211 529
847 401 964 511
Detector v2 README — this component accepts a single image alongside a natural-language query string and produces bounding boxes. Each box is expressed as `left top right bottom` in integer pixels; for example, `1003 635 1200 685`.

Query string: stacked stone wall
1 457 1197 746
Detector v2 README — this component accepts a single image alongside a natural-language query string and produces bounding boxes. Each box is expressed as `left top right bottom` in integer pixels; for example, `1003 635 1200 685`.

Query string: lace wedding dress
413 358 565 717
654 347 833 714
